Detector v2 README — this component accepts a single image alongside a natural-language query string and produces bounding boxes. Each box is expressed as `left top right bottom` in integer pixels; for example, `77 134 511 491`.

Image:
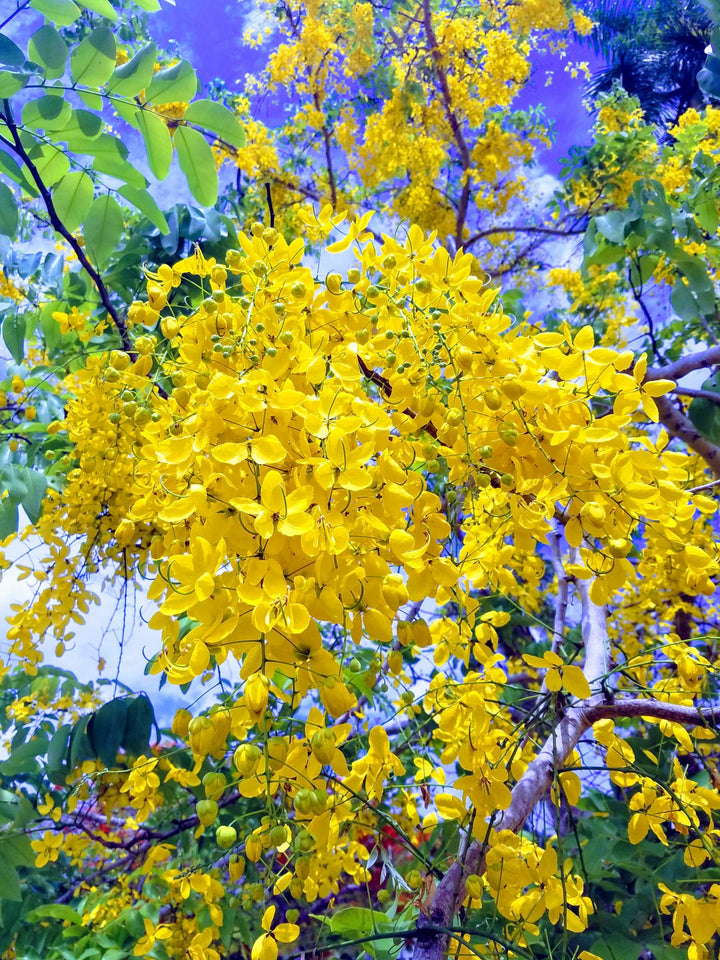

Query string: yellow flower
251 905 300 960
31 830 64 867
522 651 592 699
133 917 173 956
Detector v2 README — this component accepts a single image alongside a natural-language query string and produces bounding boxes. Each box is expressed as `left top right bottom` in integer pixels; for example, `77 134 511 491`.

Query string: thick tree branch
654 395 720 477
1 101 133 353
646 345 720 382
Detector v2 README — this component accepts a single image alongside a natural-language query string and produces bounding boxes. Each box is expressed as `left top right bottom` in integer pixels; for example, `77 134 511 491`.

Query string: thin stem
0 0 30 30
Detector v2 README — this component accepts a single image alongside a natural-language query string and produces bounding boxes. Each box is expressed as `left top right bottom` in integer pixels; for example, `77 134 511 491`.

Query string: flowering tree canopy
1 2 720 960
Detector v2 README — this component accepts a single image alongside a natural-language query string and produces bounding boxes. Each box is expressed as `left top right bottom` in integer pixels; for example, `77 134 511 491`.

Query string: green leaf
0 150 37 196
22 95 72 132
144 59 197 105
0 833 35 868
595 211 627 245
2 312 23 363
0 499 18 539
28 24 68 79
0 860 21 903
0 736 48 776
0 36 25 69
118 185 169 233
108 42 156 98
183 99 246 148
689 374 720 445
122 695 154 755
76 0 118 17
68 714 95 769
52 171 94 232
0 182 18 238
671 279 698 322
136 109 173 180
83 194 123 267
328 907 393 938
25 904 83 924
693 189 719 234
25 141 70 186
46 722 71 781
63 108 104 140
70 26 116 86
0 71 28 97
66 131 146 187
30 0 81 25
133 0 160 9
19 467 48 524
88 698 128 768
175 125 218 207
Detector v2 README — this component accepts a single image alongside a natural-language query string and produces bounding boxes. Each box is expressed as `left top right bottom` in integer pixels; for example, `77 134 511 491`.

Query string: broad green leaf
183 98 246 148
0 71 28 97
70 26 116 86
1 311 23 362
0 182 18 237
52 171 94 232
671 278 698 322
68 714 95 769
18 468 47 524
122 694 154 755
136 108 173 180
0 860 21 903
0 833 35 867
118 185 169 233
0 36 24 69
22 94 72 132
0 736 48 776
88 698 128 768
328 907 393 938
133 0 161 8
0 150 38 196
75 0 118 17
108 42 156 97
45 722 71 781
175 125 218 207
28 24 68 79
30 0 80 25
693 188 719 234
95 157 146 188
63 108 104 140
689 374 720 445
0 499 18 539
595 211 627 245
67 130 124 158
25 904 83 924
25 141 70 186
144 58 197 105
78 88 103 110
83 194 123 268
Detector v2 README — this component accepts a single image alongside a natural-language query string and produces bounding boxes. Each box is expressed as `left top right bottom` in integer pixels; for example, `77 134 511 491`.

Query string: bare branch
655 395 720 478
646 345 720 383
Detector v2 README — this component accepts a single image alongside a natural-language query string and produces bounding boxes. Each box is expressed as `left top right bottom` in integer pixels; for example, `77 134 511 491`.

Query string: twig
0 0 30 30
671 387 720 404
265 182 275 229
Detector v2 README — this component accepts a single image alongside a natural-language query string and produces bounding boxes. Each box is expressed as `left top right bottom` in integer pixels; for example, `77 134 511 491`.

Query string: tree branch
646 345 720 383
654 395 720 477
1 102 133 354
